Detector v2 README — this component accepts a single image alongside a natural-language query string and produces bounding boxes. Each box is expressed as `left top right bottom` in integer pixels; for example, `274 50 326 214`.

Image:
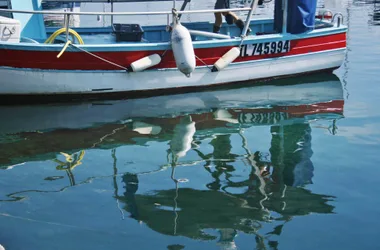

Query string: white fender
212 47 241 72
171 21 196 77
170 115 196 158
129 54 161 72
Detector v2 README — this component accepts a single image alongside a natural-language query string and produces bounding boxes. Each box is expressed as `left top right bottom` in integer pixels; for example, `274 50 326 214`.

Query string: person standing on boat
213 0 251 35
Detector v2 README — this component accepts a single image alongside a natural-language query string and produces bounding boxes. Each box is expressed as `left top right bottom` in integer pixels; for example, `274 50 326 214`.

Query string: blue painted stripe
0 26 347 52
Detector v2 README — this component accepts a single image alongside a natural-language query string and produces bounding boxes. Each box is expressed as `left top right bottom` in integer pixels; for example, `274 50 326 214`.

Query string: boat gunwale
0 25 347 52
0 7 254 16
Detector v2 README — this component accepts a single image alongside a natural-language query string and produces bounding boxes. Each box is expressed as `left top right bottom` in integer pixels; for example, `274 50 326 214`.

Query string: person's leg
214 0 251 35
222 12 251 35
222 11 238 24
214 12 223 33
213 0 225 33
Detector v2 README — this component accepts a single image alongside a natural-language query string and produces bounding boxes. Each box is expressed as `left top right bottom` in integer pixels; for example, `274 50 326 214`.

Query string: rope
69 43 129 71
161 49 169 58
195 54 212 71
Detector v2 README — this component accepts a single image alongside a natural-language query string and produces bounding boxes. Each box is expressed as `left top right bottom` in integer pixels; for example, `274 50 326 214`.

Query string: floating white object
171 20 196 77
130 54 161 72
0 244 4 250
132 121 162 135
170 115 196 159
212 47 241 72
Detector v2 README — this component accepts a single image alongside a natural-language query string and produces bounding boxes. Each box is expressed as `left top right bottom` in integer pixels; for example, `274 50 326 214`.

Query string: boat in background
41 1 81 27
0 0 346 102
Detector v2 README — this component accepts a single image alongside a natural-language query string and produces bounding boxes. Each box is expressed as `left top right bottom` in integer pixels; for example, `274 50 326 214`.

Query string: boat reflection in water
353 0 380 26
0 74 344 249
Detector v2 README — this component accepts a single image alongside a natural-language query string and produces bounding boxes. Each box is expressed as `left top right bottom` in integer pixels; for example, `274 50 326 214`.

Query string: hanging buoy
211 47 241 72
171 19 196 77
129 54 161 72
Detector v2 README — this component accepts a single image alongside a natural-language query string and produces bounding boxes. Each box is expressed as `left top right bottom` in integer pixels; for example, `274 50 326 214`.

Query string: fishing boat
0 0 346 102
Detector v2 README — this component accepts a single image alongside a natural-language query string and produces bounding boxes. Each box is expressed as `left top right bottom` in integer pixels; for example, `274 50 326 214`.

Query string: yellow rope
45 28 84 45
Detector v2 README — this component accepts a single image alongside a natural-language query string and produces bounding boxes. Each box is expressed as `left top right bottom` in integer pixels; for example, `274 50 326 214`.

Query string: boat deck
41 19 334 45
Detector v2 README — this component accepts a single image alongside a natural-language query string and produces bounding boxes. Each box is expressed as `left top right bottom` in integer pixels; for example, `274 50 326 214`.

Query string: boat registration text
240 40 290 57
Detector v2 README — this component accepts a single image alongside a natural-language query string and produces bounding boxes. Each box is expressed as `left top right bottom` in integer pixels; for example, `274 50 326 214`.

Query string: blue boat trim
0 28 347 52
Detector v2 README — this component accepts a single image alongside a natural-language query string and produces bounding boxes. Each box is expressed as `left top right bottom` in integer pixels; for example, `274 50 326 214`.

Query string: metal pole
178 0 190 19
282 0 288 34
241 0 259 37
64 13 70 42
111 0 114 26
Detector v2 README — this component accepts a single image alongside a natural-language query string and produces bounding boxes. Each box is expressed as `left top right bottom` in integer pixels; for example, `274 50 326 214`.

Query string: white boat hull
0 48 345 96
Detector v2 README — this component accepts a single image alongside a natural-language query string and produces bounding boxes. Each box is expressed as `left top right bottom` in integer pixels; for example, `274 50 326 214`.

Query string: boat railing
0 0 344 44
0 6 253 35
0 7 253 17
0 1 259 44
332 12 344 27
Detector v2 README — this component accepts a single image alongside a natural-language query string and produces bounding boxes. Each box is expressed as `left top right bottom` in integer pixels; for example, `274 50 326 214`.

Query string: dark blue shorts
214 0 230 9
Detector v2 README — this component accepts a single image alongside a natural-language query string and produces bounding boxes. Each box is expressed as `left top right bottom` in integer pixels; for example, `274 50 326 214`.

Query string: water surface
1 1 380 250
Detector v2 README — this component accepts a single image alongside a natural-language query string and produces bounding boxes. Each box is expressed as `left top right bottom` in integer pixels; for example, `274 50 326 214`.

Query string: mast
241 0 259 37
111 0 114 26
281 0 288 34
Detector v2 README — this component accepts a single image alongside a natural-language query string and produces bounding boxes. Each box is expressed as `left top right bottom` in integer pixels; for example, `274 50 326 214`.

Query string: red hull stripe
0 33 346 70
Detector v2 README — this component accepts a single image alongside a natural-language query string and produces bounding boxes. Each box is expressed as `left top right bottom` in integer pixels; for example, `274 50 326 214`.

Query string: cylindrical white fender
211 47 241 72
129 54 161 72
170 115 196 159
171 22 196 77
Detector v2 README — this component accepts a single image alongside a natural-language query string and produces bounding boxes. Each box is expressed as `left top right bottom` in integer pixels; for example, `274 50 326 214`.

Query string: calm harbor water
1 0 380 249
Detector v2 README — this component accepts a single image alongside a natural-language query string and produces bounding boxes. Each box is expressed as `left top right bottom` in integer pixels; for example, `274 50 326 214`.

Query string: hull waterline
0 48 345 103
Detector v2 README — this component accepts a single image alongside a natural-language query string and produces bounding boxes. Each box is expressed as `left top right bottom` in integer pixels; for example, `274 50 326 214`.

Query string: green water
1 0 380 249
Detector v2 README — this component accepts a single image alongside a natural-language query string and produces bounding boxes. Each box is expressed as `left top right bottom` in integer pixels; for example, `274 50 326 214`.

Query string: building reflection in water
0 74 344 249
